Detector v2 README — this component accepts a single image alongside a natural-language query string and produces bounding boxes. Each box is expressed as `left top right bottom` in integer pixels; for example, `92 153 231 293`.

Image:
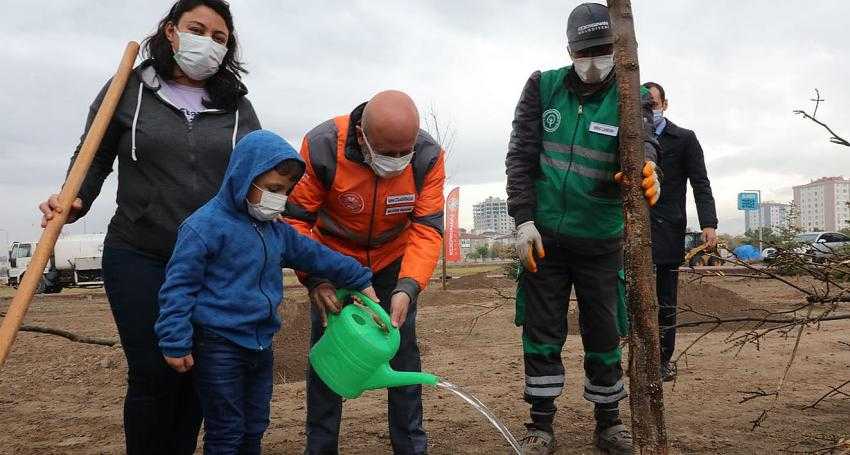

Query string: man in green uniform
505 3 661 454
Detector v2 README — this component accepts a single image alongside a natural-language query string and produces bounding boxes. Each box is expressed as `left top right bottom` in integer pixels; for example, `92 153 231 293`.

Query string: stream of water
435 380 521 454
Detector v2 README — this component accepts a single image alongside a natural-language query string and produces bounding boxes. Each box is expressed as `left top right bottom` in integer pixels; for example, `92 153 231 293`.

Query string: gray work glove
515 221 546 273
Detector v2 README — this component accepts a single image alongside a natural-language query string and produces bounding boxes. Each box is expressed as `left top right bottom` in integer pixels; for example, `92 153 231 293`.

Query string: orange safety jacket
284 103 445 299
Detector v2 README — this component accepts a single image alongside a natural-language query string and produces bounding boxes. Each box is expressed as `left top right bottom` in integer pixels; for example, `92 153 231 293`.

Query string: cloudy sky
1 0 849 245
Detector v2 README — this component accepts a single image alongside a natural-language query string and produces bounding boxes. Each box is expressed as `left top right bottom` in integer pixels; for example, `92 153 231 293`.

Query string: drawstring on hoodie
130 82 241 160
130 81 143 161
232 109 240 150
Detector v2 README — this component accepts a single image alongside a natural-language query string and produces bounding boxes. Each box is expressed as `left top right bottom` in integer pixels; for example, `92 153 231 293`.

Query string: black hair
275 160 306 183
142 0 247 111
643 81 666 101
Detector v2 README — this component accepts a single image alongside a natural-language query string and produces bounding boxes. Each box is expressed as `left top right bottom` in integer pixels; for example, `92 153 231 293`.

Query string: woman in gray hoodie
38 1 261 453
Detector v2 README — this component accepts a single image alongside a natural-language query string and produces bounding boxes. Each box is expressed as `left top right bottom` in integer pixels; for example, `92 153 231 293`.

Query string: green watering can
308 289 439 399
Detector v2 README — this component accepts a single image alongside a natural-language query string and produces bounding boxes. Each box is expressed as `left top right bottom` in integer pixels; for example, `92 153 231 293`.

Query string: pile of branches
675 242 850 431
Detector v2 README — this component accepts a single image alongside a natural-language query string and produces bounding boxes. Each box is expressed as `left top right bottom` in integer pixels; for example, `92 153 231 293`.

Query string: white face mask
173 31 227 81
361 130 414 179
573 54 614 84
247 184 287 221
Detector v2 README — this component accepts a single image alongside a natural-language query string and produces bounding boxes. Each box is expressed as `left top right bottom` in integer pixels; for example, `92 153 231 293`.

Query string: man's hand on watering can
310 282 340 327
164 354 194 373
390 292 411 328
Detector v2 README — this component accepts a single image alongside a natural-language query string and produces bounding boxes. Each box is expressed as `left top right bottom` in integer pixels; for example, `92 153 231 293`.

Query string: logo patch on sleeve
387 194 416 205
385 206 415 215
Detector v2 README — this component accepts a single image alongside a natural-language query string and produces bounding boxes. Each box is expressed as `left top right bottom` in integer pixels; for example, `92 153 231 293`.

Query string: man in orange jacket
285 90 445 455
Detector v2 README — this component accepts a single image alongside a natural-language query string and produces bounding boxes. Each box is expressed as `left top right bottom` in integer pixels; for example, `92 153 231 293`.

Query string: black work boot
660 362 677 382
594 404 633 454
520 423 556 455
595 423 633 455
521 401 557 455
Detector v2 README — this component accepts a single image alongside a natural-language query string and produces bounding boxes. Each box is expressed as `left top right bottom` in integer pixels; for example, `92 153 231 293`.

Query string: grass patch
434 263 505 278
0 285 106 299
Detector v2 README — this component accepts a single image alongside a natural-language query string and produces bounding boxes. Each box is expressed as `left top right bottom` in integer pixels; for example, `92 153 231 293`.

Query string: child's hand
360 286 379 303
164 354 194 373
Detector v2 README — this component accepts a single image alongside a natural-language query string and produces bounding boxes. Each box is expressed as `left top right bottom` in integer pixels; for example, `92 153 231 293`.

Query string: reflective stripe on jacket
285 103 445 299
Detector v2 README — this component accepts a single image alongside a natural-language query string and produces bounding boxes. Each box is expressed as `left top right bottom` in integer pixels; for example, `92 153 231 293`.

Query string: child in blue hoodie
155 130 376 454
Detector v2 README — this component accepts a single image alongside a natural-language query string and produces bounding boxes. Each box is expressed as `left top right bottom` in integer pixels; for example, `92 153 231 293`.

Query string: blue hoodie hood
216 129 304 214
155 129 372 356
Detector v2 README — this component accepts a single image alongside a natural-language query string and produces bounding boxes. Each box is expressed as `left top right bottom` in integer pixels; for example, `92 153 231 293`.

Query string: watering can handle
336 289 394 332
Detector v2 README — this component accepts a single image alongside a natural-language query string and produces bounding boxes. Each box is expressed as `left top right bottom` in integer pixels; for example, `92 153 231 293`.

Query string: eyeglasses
360 127 415 158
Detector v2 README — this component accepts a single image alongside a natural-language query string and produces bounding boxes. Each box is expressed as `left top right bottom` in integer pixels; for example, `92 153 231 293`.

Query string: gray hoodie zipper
130 68 239 162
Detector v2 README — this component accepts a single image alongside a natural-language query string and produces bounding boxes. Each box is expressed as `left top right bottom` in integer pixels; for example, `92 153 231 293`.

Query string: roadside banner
445 187 461 262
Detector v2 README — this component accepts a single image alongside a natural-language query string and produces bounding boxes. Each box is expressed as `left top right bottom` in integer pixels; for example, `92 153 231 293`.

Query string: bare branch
780 432 850 455
0 311 118 346
739 387 778 404
464 286 511 338
811 88 824 118
804 380 850 409
808 290 850 304
793 89 850 147
670 321 721 376
425 105 459 183
713 249 817 296
19 325 118 346
750 409 770 431
678 243 850 430
675 314 850 329
754 305 816 428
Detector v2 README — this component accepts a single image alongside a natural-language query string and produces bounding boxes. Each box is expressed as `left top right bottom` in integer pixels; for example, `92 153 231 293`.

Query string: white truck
7 233 105 294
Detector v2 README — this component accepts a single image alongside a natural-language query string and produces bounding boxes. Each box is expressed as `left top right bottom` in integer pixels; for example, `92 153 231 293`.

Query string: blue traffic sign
737 192 760 211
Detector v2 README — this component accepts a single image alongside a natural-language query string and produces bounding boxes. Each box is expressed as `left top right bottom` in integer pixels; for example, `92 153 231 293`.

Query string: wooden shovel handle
0 41 140 369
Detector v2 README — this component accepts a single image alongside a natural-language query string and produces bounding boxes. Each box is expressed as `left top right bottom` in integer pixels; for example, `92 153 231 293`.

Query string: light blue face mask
652 109 664 128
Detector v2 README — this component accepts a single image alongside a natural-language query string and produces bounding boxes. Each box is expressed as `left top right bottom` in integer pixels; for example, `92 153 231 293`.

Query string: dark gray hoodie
68 59 261 260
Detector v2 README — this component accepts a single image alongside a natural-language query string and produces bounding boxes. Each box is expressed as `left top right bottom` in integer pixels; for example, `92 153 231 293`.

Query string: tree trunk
607 0 669 453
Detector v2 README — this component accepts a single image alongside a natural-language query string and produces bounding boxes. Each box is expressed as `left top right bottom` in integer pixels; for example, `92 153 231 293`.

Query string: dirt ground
1 273 849 454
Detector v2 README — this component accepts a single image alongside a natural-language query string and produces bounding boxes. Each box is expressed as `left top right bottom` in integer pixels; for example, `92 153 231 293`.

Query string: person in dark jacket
643 81 718 382
155 130 376 454
38 1 260 453
506 4 661 454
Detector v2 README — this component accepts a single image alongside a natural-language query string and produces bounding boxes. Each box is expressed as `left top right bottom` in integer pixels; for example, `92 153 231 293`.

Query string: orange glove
614 161 660 206
515 221 545 273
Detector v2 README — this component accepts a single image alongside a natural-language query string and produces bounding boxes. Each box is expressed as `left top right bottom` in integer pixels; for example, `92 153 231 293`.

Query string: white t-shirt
158 80 209 122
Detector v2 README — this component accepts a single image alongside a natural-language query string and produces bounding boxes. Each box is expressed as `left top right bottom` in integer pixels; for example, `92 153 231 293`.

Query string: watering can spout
364 363 439 390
